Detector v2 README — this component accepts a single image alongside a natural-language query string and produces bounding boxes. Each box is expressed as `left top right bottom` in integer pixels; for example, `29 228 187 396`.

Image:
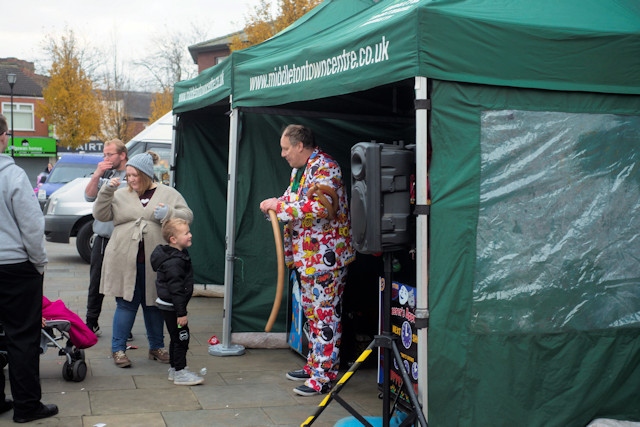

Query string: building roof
0 59 48 97
188 31 247 63
1 58 153 122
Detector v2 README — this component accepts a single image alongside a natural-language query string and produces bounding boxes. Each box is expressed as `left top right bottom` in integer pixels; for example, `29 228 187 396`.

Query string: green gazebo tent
173 0 640 425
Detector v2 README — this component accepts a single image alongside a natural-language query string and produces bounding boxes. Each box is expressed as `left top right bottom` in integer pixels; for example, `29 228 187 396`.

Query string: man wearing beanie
93 151 193 369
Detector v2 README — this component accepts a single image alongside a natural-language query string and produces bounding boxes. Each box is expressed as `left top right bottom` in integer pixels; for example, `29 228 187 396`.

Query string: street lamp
6 73 16 157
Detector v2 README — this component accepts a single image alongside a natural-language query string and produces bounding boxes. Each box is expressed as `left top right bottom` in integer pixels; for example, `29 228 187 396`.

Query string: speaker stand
301 252 427 427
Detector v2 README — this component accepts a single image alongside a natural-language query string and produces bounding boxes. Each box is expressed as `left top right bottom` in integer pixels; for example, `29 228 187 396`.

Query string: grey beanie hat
126 152 155 179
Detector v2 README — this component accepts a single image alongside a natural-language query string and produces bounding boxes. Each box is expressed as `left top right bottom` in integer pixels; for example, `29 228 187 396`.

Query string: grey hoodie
0 154 47 272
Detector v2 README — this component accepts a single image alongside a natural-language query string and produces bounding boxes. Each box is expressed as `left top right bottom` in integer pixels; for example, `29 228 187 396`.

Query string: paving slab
0 240 383 427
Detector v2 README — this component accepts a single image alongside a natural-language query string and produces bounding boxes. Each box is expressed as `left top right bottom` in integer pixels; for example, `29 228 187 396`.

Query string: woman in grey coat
93 151 193 368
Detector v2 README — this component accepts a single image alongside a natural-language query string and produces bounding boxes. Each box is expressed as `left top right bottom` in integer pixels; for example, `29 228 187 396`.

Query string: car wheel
76 221 94 264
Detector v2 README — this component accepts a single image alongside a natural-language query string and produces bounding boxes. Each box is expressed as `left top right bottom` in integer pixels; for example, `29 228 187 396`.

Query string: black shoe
286 369 311 381
0 398 12 414
127 332 133 341
293 384 330 397
86 319 102 337
13 403 58 423
88 323 102 337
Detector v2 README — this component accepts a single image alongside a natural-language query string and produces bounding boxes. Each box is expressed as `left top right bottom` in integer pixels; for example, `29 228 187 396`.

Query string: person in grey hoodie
0 114 58 423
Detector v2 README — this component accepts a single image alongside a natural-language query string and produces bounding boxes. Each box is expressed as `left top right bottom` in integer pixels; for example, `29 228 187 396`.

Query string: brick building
0 58 56 183
188 31 246 73
1 58 155 185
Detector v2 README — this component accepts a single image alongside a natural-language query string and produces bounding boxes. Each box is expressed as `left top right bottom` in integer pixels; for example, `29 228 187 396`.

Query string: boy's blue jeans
112 262 165 353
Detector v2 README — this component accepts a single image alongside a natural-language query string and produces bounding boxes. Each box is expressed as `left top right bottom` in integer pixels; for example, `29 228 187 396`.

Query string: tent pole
414 76 429 418
209 103 245 357
169 113 177 187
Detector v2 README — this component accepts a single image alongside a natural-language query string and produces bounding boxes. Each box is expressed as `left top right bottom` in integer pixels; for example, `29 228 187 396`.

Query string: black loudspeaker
350 142 413 254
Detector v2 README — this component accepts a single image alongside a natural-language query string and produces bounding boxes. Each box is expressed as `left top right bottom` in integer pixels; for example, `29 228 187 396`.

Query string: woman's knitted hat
126 152 155 179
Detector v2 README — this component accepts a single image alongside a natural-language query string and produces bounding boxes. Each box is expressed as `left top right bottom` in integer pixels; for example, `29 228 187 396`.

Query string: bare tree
136 23 210 92
97 30 132 141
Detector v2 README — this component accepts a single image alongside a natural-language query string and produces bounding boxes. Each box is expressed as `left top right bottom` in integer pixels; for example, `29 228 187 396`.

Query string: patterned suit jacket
276 148 355 276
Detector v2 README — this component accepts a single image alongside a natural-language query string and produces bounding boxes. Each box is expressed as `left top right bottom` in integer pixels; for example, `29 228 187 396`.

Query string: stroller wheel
62 361 73 381
71 360 87 382
63 360 87 382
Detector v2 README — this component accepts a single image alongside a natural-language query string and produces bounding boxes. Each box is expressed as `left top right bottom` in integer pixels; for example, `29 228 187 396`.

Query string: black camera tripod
301 252 428 427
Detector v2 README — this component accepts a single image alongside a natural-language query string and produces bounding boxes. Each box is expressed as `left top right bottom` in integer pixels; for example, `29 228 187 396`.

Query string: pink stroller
40 296 98 382
1 297 96 382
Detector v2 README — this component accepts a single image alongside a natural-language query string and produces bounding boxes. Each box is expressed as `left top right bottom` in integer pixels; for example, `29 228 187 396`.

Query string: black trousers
86 235 108 324
0 262 44 416
161 310 189 371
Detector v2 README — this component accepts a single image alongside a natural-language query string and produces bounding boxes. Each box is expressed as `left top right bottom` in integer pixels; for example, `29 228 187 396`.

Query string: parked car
44 112 174 262
44 177 95 262
37 154 102 209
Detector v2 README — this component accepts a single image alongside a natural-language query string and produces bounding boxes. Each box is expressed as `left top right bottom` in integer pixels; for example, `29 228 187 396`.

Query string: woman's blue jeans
112 262 165 353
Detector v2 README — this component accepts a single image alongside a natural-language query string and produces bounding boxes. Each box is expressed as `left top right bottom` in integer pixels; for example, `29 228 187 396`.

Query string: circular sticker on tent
401 321 412 349
398 285 409 305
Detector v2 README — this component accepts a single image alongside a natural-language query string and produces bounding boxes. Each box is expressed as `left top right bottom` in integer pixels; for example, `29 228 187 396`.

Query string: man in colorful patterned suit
260 124 355 396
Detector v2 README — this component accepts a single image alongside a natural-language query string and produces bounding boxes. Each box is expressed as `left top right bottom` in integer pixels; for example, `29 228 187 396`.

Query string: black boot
13 403 58 423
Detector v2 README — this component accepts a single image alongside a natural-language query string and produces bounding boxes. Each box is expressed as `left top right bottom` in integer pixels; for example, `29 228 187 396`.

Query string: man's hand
95 160 114 176
260 198 278 214
85 160 114 199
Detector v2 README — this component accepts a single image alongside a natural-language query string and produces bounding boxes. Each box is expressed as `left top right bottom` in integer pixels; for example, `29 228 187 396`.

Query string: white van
43 112 174 262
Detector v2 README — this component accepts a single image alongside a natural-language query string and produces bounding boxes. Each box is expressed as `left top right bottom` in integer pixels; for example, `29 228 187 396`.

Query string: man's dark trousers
0 262 44 415
86 235 108 326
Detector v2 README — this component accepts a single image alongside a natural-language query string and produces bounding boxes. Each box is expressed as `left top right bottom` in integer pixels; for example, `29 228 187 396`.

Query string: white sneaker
173 368 204 386
168 366 189 381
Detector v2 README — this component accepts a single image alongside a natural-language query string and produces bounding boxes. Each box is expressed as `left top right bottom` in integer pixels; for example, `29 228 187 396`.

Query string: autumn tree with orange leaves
149 88 174 123
41 29 103 149
229 0 322 51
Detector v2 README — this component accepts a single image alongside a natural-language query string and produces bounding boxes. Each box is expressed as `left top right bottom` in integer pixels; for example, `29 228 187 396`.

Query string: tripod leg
301 341 377 427
390 340 428 427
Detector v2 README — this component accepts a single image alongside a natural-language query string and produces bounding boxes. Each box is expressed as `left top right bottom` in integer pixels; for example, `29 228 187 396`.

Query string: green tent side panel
174 108 229 286
230 111 414 332
429 80 640 426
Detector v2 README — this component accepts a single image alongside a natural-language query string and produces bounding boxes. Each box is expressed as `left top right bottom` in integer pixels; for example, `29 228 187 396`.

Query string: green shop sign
3 137 57 157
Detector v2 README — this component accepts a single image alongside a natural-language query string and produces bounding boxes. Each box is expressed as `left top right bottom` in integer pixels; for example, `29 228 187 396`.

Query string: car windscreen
47 163 97 184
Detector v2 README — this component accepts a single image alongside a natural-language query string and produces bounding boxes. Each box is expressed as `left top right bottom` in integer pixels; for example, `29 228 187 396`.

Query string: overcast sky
1 0 268 75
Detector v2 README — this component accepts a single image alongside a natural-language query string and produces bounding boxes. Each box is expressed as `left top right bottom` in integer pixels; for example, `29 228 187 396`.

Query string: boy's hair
162 217 189 243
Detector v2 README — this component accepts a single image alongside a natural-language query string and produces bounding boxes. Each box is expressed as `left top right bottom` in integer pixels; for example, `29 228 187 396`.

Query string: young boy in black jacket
150 218 203 386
